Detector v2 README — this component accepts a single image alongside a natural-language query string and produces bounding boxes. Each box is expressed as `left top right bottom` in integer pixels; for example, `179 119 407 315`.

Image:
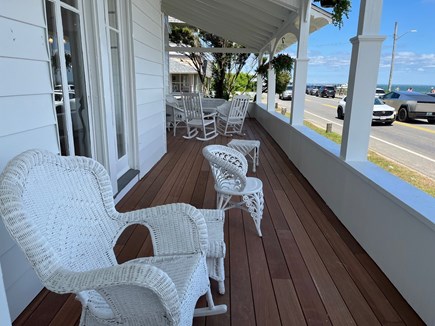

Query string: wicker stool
227 139 260 172
200 209 226 294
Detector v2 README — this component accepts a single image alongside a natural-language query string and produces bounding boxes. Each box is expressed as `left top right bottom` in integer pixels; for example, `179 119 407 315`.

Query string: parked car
310 86 320 96
279 84 293 100
318 85 336 98
337 97 395 125
306 85 313 94
375 88 386 98
380 91 435 123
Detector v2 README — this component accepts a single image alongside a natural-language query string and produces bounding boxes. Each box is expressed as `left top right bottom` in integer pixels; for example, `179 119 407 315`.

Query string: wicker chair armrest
120 203 209 256
198 209 225 258
45 263 180 320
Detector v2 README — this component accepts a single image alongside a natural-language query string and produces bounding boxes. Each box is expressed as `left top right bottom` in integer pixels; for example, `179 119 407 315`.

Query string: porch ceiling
161 0 331 53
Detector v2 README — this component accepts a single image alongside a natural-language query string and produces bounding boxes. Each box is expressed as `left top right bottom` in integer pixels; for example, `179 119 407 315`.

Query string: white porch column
256 55 263 106
267 51 276 111
290 0 311 126
340 0 385 161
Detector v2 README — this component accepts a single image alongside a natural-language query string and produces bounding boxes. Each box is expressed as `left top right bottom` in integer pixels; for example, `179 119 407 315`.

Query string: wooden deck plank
11 119 423 326
275 190 357 326
243 211 281 325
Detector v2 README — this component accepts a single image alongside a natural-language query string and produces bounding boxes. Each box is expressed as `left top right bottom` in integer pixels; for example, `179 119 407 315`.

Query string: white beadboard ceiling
162 0 332 53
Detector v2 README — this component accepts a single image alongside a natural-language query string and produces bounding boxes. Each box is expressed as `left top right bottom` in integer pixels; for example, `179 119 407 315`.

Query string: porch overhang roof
162 0 332 53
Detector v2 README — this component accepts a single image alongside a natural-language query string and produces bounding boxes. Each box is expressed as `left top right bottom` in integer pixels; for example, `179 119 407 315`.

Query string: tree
257 54 294 94
169 26 208 91
169 26 253 99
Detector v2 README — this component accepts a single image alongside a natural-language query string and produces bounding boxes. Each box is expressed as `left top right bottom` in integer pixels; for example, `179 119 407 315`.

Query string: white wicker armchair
0 149 226 325
203 145 264 237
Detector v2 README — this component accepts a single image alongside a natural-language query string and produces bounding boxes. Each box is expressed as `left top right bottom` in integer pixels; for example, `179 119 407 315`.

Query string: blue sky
285 0 435 86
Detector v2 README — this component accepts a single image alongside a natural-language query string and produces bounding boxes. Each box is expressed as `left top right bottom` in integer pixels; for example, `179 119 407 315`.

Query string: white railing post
256 55 263 106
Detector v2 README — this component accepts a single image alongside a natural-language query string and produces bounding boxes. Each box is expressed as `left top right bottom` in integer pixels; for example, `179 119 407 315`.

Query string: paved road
277 95 435 180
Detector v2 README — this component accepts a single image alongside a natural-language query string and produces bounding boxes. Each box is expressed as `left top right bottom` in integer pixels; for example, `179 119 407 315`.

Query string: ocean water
377 84 434 94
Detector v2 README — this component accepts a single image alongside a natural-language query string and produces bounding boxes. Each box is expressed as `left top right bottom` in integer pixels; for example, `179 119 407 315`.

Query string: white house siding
131 0 166 177
0 0 59 320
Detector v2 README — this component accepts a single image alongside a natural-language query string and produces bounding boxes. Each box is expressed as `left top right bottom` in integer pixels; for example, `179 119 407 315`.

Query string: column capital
350 35 386 44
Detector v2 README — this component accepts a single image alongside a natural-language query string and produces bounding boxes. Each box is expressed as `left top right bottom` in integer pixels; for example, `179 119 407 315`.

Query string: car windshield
325 86 335 90
374 98 384 105
286 86 293 90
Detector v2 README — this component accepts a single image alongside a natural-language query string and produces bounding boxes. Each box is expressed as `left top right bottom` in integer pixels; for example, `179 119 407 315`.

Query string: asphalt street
276 95 435 180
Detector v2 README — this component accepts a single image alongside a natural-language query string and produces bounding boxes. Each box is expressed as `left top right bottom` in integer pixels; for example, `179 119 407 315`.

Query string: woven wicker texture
0 149 222 325
203 145 264 237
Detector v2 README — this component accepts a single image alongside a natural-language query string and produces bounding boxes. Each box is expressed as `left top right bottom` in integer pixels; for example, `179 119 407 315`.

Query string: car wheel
397 107 409 122
428 119 435 124
337 107 344 119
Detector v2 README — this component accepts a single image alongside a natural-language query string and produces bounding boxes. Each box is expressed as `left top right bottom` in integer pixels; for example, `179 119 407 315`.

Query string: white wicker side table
227 139 260 172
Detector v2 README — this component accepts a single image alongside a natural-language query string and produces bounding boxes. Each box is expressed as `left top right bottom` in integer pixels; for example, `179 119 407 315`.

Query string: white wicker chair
216 95 250 136
0 149 226 325
203 145 264 237
200 209 226 295
181 93 218 141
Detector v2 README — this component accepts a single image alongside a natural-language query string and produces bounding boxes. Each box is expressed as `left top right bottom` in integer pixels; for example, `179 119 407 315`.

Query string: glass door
105 0 129 177
46 0 92 157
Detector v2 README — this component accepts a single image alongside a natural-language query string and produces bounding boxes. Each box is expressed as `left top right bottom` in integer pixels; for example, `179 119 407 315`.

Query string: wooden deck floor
13 118 423 325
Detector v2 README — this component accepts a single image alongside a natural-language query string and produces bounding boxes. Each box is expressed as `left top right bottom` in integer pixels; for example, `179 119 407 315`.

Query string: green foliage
313 0 351 28
276 72 291 94
169 26 196 47
257 54 293 94
232 73 256 93
257 54 293 76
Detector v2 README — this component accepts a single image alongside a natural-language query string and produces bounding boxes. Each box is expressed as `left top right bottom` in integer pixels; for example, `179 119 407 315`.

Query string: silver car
381 91 435 124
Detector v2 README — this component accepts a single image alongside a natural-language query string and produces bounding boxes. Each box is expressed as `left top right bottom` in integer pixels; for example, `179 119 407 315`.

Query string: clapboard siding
136 88 163 106
132 39 162 63
0 95 55 137
132 0 161 29
0 58 52 97
132 22 162 51
0 126 59 173
0 4 58 322
0 0 46 27
134 57 163 76
137 101 163 121
0 17 47 61
131 0 165 179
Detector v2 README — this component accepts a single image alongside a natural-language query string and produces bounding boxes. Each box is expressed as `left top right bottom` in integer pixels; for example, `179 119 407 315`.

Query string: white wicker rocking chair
203 145 264 237
181 93 218 141
216 95 250 136
0 149 226 325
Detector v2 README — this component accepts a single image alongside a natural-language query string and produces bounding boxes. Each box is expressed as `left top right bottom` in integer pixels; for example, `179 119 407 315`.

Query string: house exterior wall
0 0 59 320
0 0 168 320
131 0 167 177
254 106 435 325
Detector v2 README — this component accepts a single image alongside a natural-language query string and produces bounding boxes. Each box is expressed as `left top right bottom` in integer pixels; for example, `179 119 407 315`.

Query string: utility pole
387 22 398 92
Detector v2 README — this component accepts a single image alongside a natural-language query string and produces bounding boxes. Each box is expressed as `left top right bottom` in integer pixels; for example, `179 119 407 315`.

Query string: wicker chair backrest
0 150 121 282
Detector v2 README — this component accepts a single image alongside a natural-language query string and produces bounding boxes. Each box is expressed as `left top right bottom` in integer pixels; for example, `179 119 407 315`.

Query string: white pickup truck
380 91 435 124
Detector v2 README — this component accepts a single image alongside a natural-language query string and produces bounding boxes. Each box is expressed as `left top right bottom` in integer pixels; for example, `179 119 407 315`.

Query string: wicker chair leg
193 289 227 317
243 191 264 237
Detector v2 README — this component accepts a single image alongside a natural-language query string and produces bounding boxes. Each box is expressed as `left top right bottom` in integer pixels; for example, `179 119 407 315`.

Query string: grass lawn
304 120 435 197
